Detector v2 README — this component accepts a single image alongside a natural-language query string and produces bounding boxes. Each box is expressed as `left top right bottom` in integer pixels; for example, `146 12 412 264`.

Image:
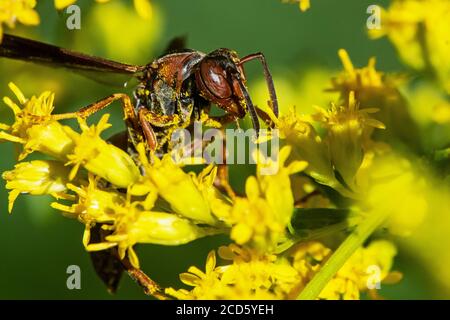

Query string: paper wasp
0 34 279 296
0 34 278 155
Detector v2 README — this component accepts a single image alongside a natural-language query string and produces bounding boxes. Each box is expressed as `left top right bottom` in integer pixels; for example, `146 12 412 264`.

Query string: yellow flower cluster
273 90 385 196
0 83 139 186
292 240 400 300
0 83 310 275
0 0 153 43
331 49 403 104
0 77 405 299
313 91 385 191
213 146 307 251
0 0 39 42
369 0 450 94
1 37 419 298
2 0 449 301
0 84 221 268
166 240 399 300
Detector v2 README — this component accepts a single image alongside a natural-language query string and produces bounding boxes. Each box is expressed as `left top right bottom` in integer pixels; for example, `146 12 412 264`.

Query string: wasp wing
0 34 145 79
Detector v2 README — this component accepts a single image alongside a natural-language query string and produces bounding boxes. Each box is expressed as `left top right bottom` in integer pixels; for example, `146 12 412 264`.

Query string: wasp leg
121 256 168 300
51 93 138 127
216 162 236 200
203 115 238 199
138 109 158 151
137 108 182 151
216 126 237 200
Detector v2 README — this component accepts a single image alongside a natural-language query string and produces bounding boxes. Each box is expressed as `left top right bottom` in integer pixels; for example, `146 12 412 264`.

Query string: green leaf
289 208 355 240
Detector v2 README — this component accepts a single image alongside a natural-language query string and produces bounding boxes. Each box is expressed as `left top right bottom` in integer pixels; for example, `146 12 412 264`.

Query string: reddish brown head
195 48 279 133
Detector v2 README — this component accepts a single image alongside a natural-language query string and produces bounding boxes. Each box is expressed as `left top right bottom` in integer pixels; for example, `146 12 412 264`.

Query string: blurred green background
0 0 444 299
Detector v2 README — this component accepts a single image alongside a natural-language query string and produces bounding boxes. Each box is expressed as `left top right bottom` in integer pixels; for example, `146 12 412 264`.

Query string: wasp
0 34 278 155
0 34 279 297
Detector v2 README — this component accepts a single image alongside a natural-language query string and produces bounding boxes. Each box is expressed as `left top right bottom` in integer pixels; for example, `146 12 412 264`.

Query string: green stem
297 209 389 300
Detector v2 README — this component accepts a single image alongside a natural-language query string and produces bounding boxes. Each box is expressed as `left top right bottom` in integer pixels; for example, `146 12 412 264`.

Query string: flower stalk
297 207 389 300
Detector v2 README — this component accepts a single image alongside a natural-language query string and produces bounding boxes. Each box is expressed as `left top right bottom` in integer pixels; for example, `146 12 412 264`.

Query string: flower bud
0 83 75 160
2 160 70 212
65 114 140 188
108 211 215 246
145 155 216 225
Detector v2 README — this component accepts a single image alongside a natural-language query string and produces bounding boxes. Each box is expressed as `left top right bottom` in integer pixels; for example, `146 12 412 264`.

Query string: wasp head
195 48 261 132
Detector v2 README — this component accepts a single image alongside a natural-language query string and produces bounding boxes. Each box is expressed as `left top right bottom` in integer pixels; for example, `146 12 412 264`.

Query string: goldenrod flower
166 250 225 299
0 84 140 188
322 240 399 300
0 83 75 161
0 0 433 299
189 164 233 222
53 174 216 268
254 145 308 228
331 49 403 103
102 207 217 268
134 143 218 225
167 245 301 299
168 239 399 300
313 91 385 190
291 240 399 300
0 0 39 43
64 114 140 188
330 50 424 153
51 174 124 223
2 160 71 213
106 211 215 259
218 244 300 299
276 108 338 190
215 146 307 250
369 0 450 93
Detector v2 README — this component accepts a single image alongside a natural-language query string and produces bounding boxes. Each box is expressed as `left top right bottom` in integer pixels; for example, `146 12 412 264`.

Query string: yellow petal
7 189 20 213
82 227 91 248
86 242 117 251
134 0 153 19
299 0 310 12
205 250 216 273
128 247 140 269
231 223 253 244
338 49 355 74
17 9 40 26
245 176 260 200
54 0 77 10
8 82 27 105
286 160 308 175
180 272 201 287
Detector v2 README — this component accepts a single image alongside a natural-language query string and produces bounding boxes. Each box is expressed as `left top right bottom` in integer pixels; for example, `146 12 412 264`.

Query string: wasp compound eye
200 59 232 99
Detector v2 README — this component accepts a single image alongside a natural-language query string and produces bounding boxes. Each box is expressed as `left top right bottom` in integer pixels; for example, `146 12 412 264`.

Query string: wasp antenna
239 52 279 117
237 79 260 136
